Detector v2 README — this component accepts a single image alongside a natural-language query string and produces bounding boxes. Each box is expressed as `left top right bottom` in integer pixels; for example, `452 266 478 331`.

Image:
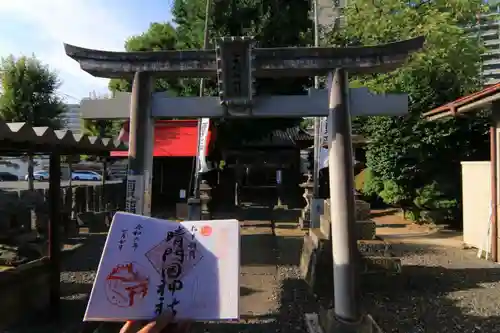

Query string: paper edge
83 214 241 321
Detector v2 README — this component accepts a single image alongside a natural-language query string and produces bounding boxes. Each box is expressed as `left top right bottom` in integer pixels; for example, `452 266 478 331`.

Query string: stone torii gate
65 36 423 332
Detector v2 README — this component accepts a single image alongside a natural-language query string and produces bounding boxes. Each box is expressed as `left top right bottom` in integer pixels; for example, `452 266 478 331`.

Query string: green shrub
412 182 458 223
362 168 383 197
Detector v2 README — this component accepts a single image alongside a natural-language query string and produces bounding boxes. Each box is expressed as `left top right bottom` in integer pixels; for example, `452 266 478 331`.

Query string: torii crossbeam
65 35 424 332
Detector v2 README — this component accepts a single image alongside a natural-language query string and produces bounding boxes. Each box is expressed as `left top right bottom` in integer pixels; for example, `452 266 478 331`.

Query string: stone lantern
199 180 212 220
299 173 314 229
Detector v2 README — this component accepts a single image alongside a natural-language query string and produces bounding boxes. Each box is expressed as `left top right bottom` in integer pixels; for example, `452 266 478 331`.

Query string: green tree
172 0 314 146
108 22 194 96
111 1 315 147
0 55 67 190
329 0 491 223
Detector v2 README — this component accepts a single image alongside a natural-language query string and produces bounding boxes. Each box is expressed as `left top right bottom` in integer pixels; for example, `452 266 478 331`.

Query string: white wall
461 161 492 251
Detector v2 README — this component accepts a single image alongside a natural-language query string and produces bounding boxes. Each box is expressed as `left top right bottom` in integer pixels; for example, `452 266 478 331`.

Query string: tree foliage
328 0 491 223
0 55 66 127
108 23 191 95
82 119 122 137
109 0 314 146
0 55 67 190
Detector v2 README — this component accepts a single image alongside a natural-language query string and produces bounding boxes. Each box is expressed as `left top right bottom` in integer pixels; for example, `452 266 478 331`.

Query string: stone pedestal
300 198 402 308
321 199 376 241
199 180 212 220
301 229 333 301
311 309 384 333
187 198 201 220
299 174 314 229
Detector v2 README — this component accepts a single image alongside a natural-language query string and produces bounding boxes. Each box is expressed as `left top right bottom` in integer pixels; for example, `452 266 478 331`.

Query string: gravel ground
6 223 316 333
363 243 500 333
10 225 500 333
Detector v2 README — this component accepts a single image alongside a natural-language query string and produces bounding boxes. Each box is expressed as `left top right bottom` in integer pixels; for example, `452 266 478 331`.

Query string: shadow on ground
370 208 400 218
361 243 500 332
240 233 304 267
62 233 107 272
363 265 500 332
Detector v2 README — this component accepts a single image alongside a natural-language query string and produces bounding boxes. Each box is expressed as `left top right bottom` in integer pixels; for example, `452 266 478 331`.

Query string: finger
120 320 145 333
139 311 173 333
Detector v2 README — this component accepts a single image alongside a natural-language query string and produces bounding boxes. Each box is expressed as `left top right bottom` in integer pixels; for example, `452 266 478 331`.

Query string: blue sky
0 0 173 102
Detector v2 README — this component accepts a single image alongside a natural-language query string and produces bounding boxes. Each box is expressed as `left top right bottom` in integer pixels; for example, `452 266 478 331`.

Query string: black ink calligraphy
155 228 185 316
118 229 128 251
132 224 143 251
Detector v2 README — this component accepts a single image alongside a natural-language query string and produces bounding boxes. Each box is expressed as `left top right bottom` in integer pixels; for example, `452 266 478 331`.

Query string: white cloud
0 0 138 100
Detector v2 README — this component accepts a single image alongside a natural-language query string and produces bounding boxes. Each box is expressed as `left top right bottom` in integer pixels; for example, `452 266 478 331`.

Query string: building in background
63 103 82 133
469 1 500 86
317 0 346 39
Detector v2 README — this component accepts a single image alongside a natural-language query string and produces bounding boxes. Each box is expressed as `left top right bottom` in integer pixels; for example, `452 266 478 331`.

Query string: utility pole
188 0 211 220
312 0 322 225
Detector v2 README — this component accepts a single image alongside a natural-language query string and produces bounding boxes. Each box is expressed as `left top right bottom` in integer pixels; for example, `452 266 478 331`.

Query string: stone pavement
372 208 465 248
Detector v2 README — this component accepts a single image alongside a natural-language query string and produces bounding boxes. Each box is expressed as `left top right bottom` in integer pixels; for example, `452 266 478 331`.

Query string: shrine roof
423 83 500 120
0 120 127 154
64 36 425 78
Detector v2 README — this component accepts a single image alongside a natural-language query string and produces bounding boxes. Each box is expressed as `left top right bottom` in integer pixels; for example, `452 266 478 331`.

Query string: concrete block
78 211 111 233
361 256 402 275
0 258 50 329
319 219 376 241
320 214 330 239
311 309 384 333
356 220 376 240
357 239 391 256
355 200 371 221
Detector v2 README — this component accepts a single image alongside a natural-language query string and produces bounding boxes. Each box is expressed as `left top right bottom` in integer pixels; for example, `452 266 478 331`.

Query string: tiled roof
0 121 127 153
243 127 312 146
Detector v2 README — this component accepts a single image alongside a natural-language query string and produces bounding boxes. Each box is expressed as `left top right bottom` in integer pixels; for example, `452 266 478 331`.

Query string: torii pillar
65 36 424 332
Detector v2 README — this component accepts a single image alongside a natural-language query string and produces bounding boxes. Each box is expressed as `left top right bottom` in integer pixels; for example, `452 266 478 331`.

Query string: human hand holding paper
119 311 191 333
84 213 240 322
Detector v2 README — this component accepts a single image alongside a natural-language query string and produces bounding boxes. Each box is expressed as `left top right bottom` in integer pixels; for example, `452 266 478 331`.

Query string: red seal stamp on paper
200 225 212 237
105 262 149 308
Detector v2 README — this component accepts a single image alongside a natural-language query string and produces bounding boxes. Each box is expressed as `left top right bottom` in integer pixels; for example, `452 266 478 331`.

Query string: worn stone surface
320 199 375 240
361 256 402 275
356 221 376 240
0 258 51 330
318 308 383 333
355 200 371 221
0 183 124 270
301 225 402 306
0 243 42 266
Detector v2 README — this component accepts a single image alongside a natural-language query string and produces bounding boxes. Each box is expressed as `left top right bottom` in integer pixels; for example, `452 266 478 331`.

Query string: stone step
322 199 372 221
355 200 371 221
357 239 391 256
357 220 376 240
319 218 376 241
301 232 403 303
361 255 402 275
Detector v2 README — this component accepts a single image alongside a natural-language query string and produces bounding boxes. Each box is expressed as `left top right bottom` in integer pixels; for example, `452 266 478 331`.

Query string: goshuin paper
83 212 240 322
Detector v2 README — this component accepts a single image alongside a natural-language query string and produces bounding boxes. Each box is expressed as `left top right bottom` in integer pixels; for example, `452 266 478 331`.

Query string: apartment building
468 1 500 86
63 103 82 133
